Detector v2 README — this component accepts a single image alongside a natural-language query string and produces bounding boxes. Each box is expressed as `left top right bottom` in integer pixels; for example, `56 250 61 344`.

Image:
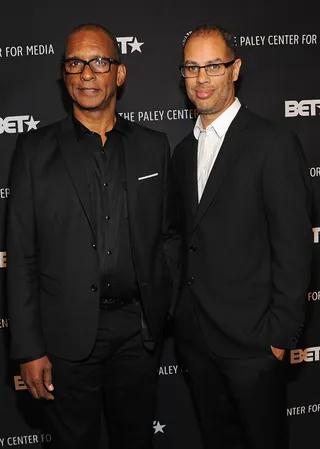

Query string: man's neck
200 97 236 130
73 105 116 144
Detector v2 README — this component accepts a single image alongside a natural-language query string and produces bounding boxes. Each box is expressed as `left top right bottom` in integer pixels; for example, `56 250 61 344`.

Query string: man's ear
117 64 126 87
232 58 242 82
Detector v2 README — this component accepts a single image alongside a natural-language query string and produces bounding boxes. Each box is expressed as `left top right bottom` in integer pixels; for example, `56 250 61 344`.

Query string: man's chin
196 106 217 116
191 99 217 116
74 101 105 112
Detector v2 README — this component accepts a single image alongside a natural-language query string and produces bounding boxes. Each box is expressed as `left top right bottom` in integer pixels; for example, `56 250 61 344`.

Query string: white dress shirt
194 98 241 202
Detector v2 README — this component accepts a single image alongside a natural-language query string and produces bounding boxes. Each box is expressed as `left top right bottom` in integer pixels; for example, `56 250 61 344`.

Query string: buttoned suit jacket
172 106 313 357
7 116 180 361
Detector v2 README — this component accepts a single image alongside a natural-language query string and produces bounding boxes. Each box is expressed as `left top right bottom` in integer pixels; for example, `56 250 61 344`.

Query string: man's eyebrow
184 58 223 65
65 54 108 60
205 58 223 64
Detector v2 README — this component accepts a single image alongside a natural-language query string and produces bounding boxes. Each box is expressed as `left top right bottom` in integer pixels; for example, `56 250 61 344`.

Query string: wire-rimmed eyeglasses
180 60 236 78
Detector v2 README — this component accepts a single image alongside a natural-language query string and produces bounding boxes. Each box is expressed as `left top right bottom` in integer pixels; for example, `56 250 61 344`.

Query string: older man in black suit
7 23 180 449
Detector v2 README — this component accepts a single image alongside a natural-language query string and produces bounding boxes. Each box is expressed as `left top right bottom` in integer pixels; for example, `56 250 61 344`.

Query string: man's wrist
17 353 47 364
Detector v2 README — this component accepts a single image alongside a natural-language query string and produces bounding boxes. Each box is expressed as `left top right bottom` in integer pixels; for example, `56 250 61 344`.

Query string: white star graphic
128 37 144 53
153 421 166 434
25 116 40 131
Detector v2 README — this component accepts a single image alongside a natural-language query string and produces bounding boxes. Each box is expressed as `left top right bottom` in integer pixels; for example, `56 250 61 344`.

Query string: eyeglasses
63 57 120 74
180 60 236 78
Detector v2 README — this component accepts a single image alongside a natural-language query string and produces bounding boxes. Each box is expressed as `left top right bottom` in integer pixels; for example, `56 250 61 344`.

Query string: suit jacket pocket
39 273 60 296
138 172 159 181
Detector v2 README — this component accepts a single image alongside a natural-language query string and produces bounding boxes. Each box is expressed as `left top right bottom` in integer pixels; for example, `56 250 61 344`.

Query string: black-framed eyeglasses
63 57 120 74
180 60 236 78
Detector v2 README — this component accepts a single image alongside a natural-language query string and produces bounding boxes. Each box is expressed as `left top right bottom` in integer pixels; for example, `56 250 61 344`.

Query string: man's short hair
68 23 121 62
184 24 237 59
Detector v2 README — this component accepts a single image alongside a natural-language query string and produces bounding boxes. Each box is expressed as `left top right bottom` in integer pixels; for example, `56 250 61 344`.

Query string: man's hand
270 346 285 361
21 356 54 400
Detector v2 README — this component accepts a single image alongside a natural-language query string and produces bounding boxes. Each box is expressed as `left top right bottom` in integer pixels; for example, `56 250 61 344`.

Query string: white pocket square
138 173 159 181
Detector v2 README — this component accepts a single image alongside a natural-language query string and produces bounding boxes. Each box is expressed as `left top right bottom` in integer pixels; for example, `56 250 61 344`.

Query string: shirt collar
193 97 241 140
73 113 128 141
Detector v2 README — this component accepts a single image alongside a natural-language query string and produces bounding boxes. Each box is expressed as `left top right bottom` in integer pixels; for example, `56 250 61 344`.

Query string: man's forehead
66 30 112 51
184 34 229 59
185 33 226 50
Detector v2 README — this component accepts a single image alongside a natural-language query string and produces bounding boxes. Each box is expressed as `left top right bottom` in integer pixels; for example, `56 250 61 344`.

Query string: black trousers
43 302 161 449
174 296 289 449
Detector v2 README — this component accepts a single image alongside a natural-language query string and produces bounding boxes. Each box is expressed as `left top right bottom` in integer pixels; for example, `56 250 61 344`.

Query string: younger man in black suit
173 24 313 449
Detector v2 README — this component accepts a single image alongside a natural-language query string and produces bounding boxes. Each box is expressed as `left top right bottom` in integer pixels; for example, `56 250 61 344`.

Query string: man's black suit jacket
7 116 180 361
173 106 313 357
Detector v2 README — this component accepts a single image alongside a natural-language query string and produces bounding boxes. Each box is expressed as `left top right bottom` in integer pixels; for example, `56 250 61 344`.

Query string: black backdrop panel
0 1 319 447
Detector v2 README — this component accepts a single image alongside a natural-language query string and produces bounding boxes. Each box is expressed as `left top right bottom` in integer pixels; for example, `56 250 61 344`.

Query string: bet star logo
153 421 166 434
24 116 40 131
0 115 40 134
116 37 144 54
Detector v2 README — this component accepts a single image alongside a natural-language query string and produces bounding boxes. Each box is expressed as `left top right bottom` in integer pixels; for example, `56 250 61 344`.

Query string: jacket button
188 276 195 284
92 243 96 249
91 284 98 292
190 245 197 252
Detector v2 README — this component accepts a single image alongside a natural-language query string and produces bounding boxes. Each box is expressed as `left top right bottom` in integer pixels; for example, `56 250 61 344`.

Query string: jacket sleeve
262 130 313 349
6 135 46 360
161 135 181 317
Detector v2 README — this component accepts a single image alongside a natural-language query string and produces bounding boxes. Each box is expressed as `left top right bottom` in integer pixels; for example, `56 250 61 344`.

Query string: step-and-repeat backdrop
0 1 319 447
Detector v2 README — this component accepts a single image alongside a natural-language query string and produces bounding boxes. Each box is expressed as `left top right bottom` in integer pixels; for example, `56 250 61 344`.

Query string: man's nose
196 67 210 83
80 64 96 80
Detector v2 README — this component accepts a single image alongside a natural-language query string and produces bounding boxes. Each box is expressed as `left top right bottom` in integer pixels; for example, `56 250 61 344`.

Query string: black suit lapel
193 106 249 232
57 117 95 237
120 121 139 229
181 133 198 217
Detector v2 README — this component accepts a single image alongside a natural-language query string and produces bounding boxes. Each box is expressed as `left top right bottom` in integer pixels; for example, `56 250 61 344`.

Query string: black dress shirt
74 116 139 299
